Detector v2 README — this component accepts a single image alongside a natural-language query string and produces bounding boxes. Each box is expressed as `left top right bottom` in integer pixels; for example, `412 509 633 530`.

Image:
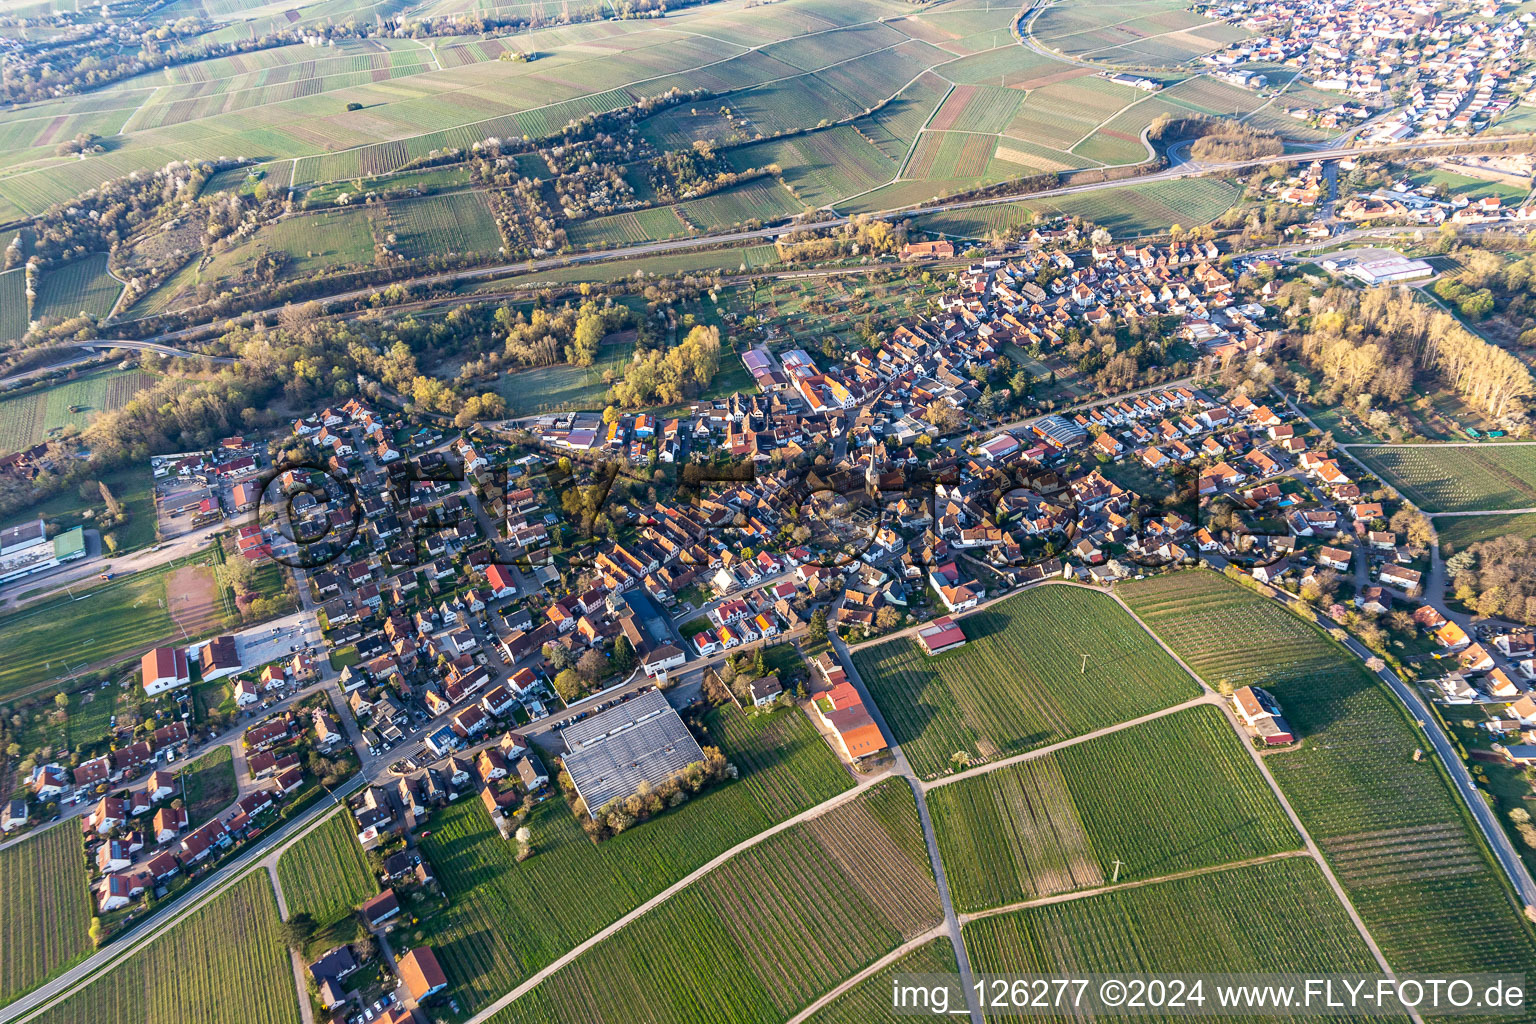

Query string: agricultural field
0 825 94 1005
492 341 634 417
928 85 1025 134
0 556 222 700
565 207 692 248
1353 444 1536 513
1030 0 1249 66
276 810 377 930
29 871 298 1024
913 176 1239 239
964 858 1380 1011
851 584 1199 779
803 937 959 1024
380 191 505 261
414 701 852 1010
1435 511 1536 551
0 268 26 343
676 178 804 231
0 367 156 452
1123 571 1536 983
729 126 899 210
493 780 938 1024
488 245 781 289
928 705 1299 913
31 254 122 322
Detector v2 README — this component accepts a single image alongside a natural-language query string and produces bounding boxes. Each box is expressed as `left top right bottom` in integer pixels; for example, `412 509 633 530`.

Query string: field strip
460 771 894 1024
921 692 1212 791
896 80 956 179
960 849 1311 923
1 786 357 1024
1068 90 1155 152
118 85 163 138
783 925 949 1024
287 15 910 187
415 37 443 72
117 55 440 135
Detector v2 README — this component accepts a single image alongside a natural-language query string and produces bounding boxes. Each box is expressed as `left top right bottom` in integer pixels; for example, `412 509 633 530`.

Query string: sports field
1353 444 1536 513
850 584 1199 779
0 368 156 452
0 556 224 699
1123 571 1536 984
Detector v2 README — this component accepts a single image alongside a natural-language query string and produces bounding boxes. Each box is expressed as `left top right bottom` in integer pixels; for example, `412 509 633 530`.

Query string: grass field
30 871 298 1024
415 701 853 1010
493 342 633 417
804 937 958 1024
1353 444 1536 513
276 810 377 935
928 705 1298 913
850 584 1199 778
1435 511 1536 551
382 190 504 260
31 254 121 322
964 858 1381 1012
1122 570 1536 984
0 825 93 1005
0 367 156 452
493 779 938 1024
178 745 236 828
0 555 221 700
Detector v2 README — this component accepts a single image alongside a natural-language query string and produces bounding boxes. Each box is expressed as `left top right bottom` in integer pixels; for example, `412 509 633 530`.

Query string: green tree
553 668 584 703
808 607 828 643
612 635 637 675
280 912 315 951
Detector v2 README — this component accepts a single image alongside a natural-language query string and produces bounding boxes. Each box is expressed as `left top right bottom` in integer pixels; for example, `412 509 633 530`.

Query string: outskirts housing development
2 0 1536 1021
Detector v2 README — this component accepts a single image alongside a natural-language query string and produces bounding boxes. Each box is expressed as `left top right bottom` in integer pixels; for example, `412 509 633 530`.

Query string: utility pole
1080 651 1088 674
1111 858 1124 884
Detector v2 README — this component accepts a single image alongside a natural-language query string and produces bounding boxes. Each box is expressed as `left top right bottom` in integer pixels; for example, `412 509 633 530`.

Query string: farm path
459 763 897 1024
0 790 358 1024
783 923 949 1024
261 862 319 1024
832 634 985 1024
1111 588 1426 1024
960 848 1312 924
